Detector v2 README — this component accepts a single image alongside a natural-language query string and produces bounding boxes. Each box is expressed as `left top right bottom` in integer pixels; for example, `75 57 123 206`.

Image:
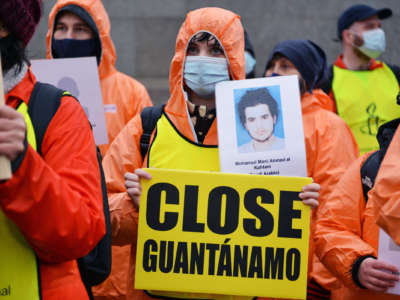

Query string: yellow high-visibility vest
145 112 251 300
332 63 400 154
0 101 40 300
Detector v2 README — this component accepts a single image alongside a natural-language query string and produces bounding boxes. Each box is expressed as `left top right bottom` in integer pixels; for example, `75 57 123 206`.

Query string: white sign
215 76 307 177
31 57 108 145
378 228 400 295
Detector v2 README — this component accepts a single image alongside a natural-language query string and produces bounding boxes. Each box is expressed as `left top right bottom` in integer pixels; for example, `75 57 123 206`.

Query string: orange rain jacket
300 89 359 292
103 5 359 296
314 153 400 300
369 127 400 246
0 69 105 300
102 7 245 300
46 0 153 156
47 2 152 299
259 90 359 300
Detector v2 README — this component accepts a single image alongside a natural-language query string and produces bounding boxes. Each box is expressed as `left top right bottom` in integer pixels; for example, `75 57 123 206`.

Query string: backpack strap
360 118 400 202
140 105 165 158
28 82 112 290
77 146 112 288
387 64 400 86
28 82 69 155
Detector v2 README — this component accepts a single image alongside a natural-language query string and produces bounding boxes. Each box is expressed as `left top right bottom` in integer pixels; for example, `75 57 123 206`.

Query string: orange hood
46 0 117 80
165 7 245 144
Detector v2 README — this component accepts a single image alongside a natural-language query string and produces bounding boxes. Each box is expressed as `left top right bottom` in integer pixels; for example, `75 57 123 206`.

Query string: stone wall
29 0 400 104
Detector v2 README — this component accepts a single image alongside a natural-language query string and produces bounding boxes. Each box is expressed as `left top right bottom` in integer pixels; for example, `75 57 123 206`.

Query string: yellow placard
135 168 311 299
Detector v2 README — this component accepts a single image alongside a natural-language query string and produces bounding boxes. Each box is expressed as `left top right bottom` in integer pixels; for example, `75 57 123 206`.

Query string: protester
47 0 152 156
102 7 320 300
369 124 400 246
263 39 359 299
315 118 400 300
46 1 153 299
0 0 105 299
244 30 257 78
322 4 400 155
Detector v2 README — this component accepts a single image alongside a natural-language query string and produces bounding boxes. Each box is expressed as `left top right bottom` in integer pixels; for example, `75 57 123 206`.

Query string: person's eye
247 117 255 123
55 25 66 32
76 26 89 33
262 114 269 120
211 46 224 56
281 63 289 69
187 44 198 55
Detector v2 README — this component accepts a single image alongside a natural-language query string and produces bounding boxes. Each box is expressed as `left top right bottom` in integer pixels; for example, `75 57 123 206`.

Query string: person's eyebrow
74 22 90 27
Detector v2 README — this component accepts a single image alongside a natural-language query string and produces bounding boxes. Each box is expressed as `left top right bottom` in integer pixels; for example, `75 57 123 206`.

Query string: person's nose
198 48 208 56
65 28 74 39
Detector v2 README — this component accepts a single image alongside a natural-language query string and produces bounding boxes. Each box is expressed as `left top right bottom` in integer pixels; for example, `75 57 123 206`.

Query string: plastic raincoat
315 152 400 300
102 7 246 300
46 0 152 156
46 2 152 299
0 68 105 300
369 127 400 246
259 89 359 300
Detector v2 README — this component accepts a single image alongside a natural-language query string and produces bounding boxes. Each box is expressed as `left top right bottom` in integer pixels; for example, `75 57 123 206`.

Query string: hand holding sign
125 169 152 207
0 56 14 180
358 257 399 292
0 105 26 161
299 182 320 209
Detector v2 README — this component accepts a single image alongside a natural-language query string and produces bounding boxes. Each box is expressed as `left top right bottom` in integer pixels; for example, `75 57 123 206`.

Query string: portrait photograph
234 86 285 154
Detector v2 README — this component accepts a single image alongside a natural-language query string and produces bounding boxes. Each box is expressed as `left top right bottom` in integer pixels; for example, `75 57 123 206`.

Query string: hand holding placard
0 56 12 180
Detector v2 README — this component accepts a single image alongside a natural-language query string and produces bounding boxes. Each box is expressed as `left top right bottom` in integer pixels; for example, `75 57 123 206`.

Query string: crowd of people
1 1 400 300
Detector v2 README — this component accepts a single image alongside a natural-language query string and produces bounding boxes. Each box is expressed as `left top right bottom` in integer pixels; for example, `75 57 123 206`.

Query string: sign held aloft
135 168 311 299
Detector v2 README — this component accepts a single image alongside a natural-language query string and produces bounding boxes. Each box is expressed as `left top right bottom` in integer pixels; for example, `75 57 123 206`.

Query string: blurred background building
30 0 400 105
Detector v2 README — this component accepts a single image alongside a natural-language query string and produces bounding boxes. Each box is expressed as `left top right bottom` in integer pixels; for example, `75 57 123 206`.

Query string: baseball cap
337 4 392 40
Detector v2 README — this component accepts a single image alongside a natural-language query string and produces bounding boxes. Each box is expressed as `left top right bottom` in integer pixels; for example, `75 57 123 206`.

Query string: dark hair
238 88 278 127
187 31 223 52
0 34 29 73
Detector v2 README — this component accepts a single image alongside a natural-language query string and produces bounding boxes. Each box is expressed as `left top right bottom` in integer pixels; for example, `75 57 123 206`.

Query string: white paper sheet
378 228 400 295
31 57 108 145
215 76 307 177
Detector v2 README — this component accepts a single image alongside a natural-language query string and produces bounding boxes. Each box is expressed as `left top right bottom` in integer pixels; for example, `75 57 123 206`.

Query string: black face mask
52 38 98 60
0 35 25 73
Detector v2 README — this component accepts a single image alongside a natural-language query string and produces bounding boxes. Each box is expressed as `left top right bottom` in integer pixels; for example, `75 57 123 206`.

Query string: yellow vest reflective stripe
332 63 400 154
0 102 40 299
146 113 251 300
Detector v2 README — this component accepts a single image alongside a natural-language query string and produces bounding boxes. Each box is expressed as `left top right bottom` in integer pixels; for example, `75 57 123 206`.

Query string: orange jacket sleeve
369 127 400 245
307 112 359 208
314 155 376 288
102 114 145 246
0 96 105 263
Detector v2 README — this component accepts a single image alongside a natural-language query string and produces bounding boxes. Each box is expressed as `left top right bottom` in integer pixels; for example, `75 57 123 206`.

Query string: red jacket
0 69 105 300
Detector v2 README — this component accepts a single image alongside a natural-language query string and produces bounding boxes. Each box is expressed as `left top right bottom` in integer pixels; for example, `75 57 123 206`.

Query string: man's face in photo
244 103 276 143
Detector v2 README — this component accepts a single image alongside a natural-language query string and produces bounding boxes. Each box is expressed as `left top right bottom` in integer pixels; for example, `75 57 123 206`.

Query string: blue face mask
52 38 98 59
359 28 386 59
184 56 229 99
244 50 256 75
352 28 386 59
